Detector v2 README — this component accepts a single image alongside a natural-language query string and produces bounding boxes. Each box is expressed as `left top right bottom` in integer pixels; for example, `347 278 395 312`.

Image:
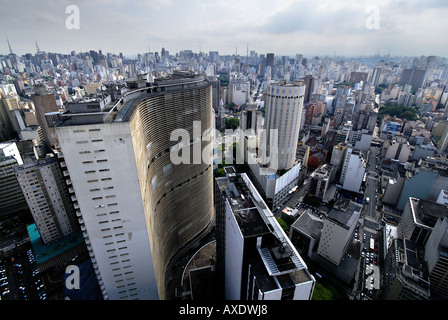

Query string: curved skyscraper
263 80 305 171
55 71 214 300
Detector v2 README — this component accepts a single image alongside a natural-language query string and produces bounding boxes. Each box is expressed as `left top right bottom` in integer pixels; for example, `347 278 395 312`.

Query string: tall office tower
209 76 221 113
215 168 315 300
55 71 214 300
14 157 78 244
370 66 382 87
303 75 315 104
0 98 16 140
339 147 366 193
266 53 274 69
424 214 448 299
304 102 317 125
437 121 448 151
349 72 368 84
0 151 27 218
263 80 305 170
209 51 219 62
384 238 430 300
332 86 350 115
399 68 428 91
31 84 59 148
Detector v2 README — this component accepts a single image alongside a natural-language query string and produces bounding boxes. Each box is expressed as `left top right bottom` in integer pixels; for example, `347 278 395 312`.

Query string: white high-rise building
263 80 305 170
215 168 315 300
55 72 214 300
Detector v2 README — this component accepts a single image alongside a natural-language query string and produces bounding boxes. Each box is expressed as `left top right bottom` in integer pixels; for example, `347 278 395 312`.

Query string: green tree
276 217 289 234
225 117 240 130
215 168 225 177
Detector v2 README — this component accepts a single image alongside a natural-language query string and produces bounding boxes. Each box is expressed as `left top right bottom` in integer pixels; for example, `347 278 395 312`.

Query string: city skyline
1 0 448 58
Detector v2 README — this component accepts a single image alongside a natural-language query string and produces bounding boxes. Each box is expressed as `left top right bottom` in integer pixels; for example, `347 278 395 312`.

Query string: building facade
55 72 214 300
263 80 305 171
14 157 78 244
215 168 315 300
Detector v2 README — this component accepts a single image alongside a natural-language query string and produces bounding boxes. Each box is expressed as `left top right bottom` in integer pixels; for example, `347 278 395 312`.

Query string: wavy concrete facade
126 76 214 298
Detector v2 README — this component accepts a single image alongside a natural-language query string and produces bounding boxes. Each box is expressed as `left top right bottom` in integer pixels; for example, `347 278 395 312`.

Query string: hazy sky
1 0 448 58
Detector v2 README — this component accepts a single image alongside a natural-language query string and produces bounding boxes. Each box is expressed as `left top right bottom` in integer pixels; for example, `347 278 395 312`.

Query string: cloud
1 0 448 57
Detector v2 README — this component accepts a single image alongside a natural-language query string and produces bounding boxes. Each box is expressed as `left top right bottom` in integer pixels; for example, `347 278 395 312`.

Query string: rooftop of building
394 238 430 296
327 197 362 230
409 197 448 228
56 71 208 127
27 223 85 265
291 210 324 240
311 164 332 178
181 241 217 300
14 155 56 172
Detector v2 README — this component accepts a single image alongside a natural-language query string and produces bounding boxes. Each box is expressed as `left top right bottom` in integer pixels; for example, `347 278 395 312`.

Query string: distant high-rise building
370 66 382 87
266 53 274 68
14 157 78 244
55 71 214 300
303 75 315 104
0 97 16 140
0 146 27 218
399 68 428 91
349 71 368 84
263 80 305 170
31 84 59 148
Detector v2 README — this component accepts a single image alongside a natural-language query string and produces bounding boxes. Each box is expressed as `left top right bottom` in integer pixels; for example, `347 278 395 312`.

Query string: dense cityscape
1 3 448 310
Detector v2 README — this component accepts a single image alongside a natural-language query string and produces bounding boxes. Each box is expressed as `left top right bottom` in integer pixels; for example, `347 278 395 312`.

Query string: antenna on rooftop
35 40 41 53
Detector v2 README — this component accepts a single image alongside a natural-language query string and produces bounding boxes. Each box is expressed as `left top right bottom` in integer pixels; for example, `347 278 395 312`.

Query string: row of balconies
78 209 108 299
